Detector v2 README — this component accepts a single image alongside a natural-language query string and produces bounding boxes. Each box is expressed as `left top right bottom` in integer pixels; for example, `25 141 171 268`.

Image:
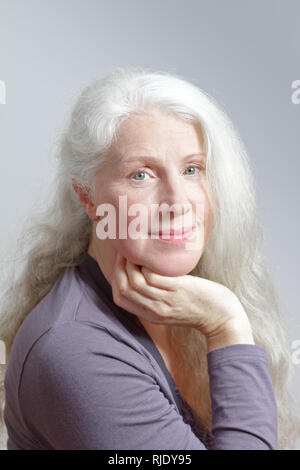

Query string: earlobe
90 213 101 222
85 202 99 221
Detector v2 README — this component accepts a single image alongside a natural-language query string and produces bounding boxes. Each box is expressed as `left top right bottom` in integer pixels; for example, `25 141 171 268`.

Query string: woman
0 66 299 450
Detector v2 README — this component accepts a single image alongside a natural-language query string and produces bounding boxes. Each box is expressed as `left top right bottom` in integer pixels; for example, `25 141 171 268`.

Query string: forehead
110 111 206 162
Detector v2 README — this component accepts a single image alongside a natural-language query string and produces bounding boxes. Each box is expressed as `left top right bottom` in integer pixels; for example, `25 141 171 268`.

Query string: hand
110 252 252 338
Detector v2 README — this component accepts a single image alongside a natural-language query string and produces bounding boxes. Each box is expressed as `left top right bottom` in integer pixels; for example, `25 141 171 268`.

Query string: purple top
3 252 278 450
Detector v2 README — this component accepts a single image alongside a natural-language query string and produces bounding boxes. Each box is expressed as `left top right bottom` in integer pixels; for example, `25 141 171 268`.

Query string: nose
154 169 193 227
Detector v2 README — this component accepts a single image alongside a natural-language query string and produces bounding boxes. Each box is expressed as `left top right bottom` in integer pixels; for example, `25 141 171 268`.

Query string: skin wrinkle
73 108 214 357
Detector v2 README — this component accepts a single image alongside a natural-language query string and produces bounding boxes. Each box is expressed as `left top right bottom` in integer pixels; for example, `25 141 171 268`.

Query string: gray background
0 0 299 429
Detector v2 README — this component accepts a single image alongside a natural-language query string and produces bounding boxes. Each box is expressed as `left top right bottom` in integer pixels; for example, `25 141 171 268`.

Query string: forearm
205 343 278 449
205 316 255 353
202 310 277 450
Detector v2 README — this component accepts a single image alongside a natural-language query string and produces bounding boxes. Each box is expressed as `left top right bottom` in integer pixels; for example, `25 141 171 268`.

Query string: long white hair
0 66 299 449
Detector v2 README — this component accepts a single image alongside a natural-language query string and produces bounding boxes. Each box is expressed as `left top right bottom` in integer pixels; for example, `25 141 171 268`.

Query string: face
73 108 213 280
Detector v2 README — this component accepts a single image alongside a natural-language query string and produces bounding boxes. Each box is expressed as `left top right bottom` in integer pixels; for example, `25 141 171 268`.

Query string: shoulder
31 320 155 379
19 320 206 450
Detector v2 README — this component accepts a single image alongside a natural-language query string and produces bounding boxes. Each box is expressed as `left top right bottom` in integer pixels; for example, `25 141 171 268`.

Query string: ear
72 179 99 221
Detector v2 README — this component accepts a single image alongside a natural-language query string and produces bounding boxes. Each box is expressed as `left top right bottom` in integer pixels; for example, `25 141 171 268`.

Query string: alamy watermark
94 197 205 252
291 339 300 365
291 80 300 104
0 340 6 365
0 80 6 104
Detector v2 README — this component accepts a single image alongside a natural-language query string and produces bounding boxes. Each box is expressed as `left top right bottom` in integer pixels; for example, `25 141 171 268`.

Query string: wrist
205 317 255 353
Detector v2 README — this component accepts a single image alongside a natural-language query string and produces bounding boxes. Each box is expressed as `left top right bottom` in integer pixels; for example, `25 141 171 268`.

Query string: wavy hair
0 66 299 449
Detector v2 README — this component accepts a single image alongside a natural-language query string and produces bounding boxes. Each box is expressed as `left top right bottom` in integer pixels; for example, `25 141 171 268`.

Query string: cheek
203 198 213 245
93 188 126 221
194 186 213 247
95 194 147 248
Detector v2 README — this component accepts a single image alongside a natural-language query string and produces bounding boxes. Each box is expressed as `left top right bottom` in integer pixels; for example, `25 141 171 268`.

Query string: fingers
125 259 168 300
111 287 163 324
111 254 159 314
141 266 180 291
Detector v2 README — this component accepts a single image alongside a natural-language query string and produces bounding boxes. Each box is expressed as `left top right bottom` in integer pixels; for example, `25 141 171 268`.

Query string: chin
142 257 200 277
121 242 203 276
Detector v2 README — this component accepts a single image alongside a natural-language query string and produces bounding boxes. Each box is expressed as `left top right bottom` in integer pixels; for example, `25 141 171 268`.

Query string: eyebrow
121 153 206 164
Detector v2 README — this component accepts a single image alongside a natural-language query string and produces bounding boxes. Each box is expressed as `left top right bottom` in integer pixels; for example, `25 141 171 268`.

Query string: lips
149 226 195 236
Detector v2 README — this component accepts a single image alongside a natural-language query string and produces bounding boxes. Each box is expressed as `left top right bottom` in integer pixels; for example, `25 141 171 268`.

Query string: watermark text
291 80 300 104
0 80 6 104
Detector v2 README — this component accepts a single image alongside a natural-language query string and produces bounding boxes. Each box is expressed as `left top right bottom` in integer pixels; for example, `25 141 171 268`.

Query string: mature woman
0 67 299 450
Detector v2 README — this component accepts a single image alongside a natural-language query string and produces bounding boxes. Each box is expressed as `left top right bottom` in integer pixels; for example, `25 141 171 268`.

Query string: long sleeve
206 343 278 449
18 321 278 450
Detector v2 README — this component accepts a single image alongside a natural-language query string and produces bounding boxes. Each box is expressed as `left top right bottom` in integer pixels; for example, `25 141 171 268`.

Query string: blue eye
184 165 201 175
132 170 150 181
130 165 202 182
